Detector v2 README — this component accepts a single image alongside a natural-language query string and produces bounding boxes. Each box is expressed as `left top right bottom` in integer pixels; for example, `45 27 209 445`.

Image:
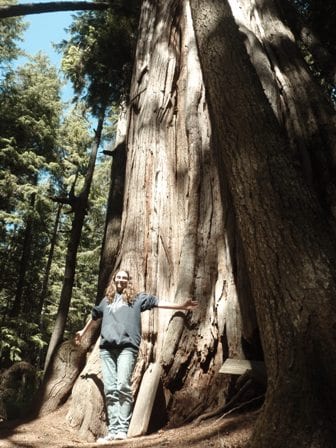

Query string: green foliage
0 319 47 366
57 103 93 193
0 55 64 303
0 0 27 70
32 105 111 352
0 326 25 363
0 0 124 376
59 0 139 115
0 54 62 186
0 54 65 367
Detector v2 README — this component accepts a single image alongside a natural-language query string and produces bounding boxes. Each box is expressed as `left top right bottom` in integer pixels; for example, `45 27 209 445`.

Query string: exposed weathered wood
220 358 266 385
128 362 162 437
37 340 87 416
219 358 262 375
66 340 106 442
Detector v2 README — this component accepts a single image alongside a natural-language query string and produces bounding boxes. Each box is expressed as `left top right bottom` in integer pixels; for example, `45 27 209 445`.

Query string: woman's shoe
114 432 127 440
96 433 115 444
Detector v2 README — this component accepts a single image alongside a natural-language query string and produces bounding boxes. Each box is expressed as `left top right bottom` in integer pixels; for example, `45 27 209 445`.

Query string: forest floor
0 403 257 448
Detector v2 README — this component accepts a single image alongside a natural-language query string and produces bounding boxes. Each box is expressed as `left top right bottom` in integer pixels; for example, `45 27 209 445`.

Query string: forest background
1 0 336 447
0 0 138 378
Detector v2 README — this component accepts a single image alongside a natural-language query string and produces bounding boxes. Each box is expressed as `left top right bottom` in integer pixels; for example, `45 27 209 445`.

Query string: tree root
215 394 265 422
194 378 253 424
77 411 257 448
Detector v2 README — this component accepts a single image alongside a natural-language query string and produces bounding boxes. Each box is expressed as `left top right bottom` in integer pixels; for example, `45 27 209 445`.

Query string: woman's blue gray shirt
92 292 158 351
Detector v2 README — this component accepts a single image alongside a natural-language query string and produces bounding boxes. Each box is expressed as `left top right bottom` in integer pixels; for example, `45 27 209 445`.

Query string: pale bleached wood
219 358 265 375
220 359 266 386
128 362 162 437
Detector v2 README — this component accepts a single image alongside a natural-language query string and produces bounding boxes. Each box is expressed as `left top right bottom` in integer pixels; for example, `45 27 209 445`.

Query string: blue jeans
100 347 137 435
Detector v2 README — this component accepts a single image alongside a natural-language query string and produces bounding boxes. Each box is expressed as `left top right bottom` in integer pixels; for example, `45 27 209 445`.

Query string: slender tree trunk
191 0 336 446
38 203 62 316
10 192 36 317
0 225 18 322
34 204 62 369
43 112 104 376
96 104 128 302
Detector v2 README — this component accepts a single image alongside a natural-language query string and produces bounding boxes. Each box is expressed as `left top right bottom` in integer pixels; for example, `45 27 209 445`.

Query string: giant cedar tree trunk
228 0 336 218
66 0 257 440
66 0 336 444
96 104 128 301
190 0 336 447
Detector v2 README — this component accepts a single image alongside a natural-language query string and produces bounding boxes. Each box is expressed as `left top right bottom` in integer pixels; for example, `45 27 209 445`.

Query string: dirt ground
0 404 257 448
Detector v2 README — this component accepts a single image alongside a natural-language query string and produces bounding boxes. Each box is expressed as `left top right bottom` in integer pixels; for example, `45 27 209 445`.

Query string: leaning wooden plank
128 362 162 437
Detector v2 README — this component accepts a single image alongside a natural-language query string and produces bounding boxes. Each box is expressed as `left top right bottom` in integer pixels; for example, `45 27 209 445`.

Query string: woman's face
114 270 129 293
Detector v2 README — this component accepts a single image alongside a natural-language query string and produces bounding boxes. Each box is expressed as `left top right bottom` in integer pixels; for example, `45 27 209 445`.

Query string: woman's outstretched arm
156 299 198 310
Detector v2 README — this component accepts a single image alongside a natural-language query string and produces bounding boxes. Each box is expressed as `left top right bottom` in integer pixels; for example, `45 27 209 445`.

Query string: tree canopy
59 0 139 115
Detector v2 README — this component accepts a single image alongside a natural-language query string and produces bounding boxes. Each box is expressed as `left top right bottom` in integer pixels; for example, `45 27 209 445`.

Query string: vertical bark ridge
228 0 336 218
157 0 249 424
67 0 258 437
191 0 336 445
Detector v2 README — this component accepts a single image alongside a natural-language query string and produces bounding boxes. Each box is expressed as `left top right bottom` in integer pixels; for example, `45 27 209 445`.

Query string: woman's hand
182 299 198 310
74 318 98 345
157 299 198 310
75 329 85 345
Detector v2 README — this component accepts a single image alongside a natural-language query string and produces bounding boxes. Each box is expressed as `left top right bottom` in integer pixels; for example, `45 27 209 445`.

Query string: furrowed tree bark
66 0 336 442
36 340 87 416
227 0 336 219
66 0 257 439
115 0 253 427
96 104 128 302
190 0 336 447
66 340 107 440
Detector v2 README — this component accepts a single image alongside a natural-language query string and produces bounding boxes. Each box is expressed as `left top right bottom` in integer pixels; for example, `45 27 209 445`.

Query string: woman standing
75 269 197 444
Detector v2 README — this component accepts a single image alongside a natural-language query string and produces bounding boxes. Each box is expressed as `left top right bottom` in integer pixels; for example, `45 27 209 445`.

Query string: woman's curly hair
105 269 137 304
